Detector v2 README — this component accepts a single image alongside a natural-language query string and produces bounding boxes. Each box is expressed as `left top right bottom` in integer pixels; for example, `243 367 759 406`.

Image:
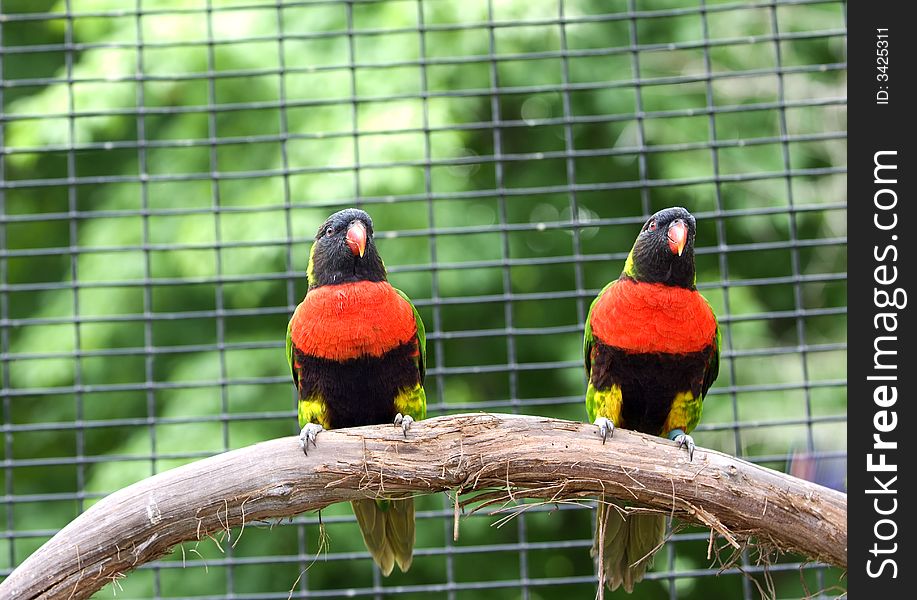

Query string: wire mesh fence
1 0 846 598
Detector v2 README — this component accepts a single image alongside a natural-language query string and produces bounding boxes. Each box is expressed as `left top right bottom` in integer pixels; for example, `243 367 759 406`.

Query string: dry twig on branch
0 413 847 599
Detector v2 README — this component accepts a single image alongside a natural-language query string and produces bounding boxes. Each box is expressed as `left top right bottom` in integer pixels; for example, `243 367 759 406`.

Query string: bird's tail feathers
351 498 415 576
593 498 666 592
384 498 415 572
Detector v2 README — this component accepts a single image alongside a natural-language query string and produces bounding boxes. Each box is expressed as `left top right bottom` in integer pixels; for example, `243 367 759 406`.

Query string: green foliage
2 0 846 597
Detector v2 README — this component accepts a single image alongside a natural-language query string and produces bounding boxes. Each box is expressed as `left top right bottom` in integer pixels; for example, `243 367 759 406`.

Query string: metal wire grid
1 0 846 598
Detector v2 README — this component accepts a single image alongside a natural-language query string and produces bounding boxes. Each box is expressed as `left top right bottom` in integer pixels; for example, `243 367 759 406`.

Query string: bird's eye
325 227 334 237
646 220 657 232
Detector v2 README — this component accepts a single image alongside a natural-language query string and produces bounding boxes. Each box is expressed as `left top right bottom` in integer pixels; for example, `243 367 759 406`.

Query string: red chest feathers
290 281 417 361
590 279 717 354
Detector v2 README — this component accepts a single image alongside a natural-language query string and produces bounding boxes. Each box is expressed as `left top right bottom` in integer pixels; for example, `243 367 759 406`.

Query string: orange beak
346 221 367 258
667 219 688 256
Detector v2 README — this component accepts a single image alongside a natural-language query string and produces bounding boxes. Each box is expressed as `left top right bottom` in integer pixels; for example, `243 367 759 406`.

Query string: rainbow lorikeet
286 208 427 576
584 207 720 592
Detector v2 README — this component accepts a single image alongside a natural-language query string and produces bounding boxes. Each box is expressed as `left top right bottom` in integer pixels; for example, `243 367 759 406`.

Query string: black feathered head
622 206 697 288
307 208 386 289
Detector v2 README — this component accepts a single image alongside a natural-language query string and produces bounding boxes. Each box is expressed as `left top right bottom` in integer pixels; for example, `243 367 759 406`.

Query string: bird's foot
393 413 414 438
299 423 323 456
668 429 695 461
593 417 615 444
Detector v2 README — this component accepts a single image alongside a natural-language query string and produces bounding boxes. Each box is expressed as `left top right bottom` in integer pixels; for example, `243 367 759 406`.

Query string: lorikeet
584 207 719 592
286 208 427 576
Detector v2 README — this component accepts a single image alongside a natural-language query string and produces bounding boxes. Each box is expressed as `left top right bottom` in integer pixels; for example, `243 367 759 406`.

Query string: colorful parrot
286 208 427 576
584 206 720 592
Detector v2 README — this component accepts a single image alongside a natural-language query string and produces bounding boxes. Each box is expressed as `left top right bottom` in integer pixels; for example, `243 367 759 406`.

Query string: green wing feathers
286 318 297 391
393 286 426 382
583 318 594 378
583 281 615 378
392 287 427 422
702 323 721 401
351 498 415 576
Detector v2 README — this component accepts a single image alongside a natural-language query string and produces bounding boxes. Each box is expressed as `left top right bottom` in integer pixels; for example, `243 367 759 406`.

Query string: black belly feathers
293 341 420 429
589 341 716 435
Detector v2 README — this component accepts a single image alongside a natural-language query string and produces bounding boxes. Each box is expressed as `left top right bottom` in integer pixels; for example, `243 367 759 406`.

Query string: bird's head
307 208 386 289
623 206 698 288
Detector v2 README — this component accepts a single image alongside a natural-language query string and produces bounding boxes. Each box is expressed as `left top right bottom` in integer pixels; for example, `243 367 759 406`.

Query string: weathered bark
0 413 846 599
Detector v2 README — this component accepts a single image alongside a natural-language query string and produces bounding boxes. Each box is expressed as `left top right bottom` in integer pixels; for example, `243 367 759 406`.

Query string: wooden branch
0 413 846 599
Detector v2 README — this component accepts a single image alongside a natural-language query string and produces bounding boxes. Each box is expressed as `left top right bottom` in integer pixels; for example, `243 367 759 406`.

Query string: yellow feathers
394 383 427 422
298 396 329 430
660 390 703 436
586 383 623 427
